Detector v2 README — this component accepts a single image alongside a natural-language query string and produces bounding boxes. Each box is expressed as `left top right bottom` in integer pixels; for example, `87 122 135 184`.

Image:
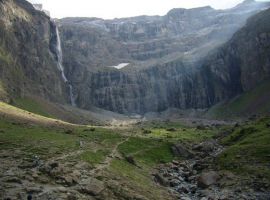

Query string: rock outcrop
0 0 67 103
202 7 270 93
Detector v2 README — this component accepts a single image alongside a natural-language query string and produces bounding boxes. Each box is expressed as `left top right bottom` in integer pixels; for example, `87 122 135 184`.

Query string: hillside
201 7 270 119
0 101 212 200
206 79 270 119
1 99 270 199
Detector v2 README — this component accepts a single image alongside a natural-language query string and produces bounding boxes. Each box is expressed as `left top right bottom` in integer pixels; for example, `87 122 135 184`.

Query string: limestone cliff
202 7 270 97
1 0 270 115
59 0 270 114
0 0 67 103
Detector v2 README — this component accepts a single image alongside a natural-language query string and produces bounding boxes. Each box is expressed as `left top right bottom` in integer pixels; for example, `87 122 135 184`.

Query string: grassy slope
13 97 54 118
0 101 220 199
10 96 106 125
217 117 270 181
1 100 270 197
206 79 270 119
0 102 176 199
0 101 73 127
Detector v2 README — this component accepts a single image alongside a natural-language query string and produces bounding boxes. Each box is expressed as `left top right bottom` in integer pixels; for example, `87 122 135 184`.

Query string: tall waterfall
55 26 76 106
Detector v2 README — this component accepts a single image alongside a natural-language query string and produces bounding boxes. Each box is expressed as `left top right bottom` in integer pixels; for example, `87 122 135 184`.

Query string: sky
28 0 269 19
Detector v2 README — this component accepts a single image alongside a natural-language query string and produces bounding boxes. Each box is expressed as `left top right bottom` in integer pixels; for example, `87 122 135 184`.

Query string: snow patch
108 63 130 69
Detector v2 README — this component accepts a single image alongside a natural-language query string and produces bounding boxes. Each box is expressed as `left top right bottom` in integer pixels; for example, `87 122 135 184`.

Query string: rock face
0 0 67 103
58 1 270 114
202 8 270 93
78 178 105 196
1 0 270 115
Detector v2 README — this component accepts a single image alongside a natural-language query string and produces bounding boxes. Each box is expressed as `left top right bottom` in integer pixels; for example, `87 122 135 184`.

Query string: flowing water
55 26 76 106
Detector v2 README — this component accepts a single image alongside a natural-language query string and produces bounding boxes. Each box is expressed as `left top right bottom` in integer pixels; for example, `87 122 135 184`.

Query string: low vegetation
118 137 174 166
1 100 270 199
217 117 270 180
13 97 53 118
207 80 270 119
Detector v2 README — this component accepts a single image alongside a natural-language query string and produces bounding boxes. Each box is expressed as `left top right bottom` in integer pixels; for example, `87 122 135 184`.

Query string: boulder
196 125 206 130
65 130 73 134
166 128 177 132
171 144 194 159
197 171 220 188
78 178 105 196
154 173 169 187
178 186 189 194
193 140 216 153
125 156 136 166
49 162 59 169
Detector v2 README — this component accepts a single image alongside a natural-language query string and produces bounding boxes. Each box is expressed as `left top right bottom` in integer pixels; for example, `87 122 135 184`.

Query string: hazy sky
28 0 269 19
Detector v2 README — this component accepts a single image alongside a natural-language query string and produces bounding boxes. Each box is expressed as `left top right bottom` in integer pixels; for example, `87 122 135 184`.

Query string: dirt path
52 149 84 161
90 137 130 174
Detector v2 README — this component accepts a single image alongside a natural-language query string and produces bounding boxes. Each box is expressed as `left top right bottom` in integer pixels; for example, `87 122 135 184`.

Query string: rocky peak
242 0 256 4
33 3 50 16
233 0 267 10
166 6 215 18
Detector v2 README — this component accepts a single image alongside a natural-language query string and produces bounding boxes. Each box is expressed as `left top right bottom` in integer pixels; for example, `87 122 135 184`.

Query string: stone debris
154 139 270 200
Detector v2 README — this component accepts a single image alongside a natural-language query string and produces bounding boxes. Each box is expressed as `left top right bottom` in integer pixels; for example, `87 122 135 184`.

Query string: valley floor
0 102 269 200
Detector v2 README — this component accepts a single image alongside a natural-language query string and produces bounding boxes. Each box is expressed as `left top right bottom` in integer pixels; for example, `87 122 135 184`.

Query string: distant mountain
0 0 270 117
204 8 270 118
58 0 270 114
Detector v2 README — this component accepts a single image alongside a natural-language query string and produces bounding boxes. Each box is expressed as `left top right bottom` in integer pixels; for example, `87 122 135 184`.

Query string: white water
55 27 76 106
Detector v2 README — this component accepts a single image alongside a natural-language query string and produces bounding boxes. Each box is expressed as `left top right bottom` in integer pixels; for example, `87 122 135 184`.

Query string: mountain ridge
58 0 270 114
1 0 270 117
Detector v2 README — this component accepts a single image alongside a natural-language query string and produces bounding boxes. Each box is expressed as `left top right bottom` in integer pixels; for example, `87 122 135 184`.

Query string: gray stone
197 171 220 189
171 144 194 159
154 173 169 187
78 178 105 196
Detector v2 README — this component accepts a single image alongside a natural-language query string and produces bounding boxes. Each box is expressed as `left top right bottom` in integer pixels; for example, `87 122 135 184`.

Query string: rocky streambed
153 139 270 200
